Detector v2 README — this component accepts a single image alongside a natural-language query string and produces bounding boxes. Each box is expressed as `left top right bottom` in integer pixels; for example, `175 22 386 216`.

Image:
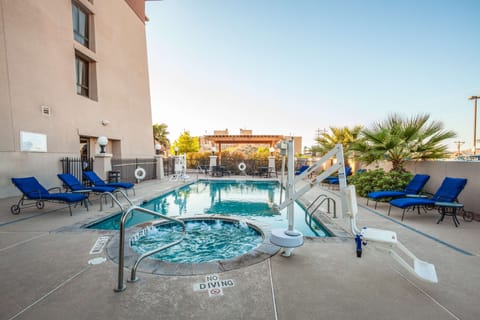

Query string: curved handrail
115 205 185 292
306 194 328 211
305 195 337 227
128 207 186 282
100 190 134 212
312 197 336 218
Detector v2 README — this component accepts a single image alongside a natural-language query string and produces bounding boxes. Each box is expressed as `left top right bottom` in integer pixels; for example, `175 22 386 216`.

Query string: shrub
348 169 413 197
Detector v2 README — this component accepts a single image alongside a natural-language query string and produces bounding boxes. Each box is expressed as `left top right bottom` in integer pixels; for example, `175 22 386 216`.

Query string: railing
111 158 157 183
163 157 324 177
127 207 185 283
60 157 94 185
102 191 185 292
305 194 337 228
165 158 287 176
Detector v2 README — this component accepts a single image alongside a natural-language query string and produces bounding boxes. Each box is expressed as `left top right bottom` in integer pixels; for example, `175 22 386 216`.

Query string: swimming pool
88 180 329 237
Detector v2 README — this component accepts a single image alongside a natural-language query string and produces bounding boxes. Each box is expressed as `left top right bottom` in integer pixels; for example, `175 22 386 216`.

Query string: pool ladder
305 194 336 227
102 191 186 292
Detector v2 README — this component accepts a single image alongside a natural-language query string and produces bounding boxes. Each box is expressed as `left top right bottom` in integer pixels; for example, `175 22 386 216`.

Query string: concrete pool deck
0 177 479 320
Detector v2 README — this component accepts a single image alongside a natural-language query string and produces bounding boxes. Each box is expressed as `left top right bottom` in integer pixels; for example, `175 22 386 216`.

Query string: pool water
88 180 329 237
131 219 264 263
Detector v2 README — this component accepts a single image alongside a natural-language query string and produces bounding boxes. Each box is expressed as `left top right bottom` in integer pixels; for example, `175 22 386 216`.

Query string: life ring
238 162 246 171
134 167 146 180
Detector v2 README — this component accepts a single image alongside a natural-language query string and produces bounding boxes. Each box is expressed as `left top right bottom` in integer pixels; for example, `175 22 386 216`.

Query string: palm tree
153 123 170 150
352 113 456 172
312 125 363 158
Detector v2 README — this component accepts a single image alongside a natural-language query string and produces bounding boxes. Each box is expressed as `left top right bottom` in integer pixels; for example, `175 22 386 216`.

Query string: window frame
75 54 89 97
72 2 89 47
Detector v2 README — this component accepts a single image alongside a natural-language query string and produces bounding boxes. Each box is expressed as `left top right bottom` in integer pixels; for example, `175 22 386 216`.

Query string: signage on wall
20 131 47 152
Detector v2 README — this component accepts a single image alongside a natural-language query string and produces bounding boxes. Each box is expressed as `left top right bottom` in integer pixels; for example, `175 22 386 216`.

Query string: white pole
286 139 300 235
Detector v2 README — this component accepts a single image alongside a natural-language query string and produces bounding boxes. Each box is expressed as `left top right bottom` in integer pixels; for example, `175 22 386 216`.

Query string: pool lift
271 141 348 256
343 184 438 283
271 142 438 283
170 154 189 181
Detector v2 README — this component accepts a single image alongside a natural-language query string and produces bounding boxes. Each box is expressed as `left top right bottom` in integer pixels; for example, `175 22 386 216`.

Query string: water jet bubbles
238 220 249 230
131 219 263 263
213 219 222 230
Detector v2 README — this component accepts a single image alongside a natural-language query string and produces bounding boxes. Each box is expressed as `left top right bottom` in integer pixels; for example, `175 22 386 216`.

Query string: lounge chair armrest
434 202 463 208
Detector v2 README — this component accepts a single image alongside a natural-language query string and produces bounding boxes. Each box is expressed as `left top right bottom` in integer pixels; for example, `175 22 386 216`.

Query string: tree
312 125 363 158
352 113 456 172
153 123 170 149
171 131 200 154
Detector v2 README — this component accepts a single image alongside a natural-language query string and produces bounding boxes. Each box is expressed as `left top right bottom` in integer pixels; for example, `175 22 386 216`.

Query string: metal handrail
114 204 185 292
313 197 336 218
305 194 337 227
306 194 328 211
101 190 134 213
128 207 186 283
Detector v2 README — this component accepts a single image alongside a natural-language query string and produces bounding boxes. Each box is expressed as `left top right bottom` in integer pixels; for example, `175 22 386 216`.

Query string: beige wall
405 160 479 215
0 0 153 198
292 136 302 155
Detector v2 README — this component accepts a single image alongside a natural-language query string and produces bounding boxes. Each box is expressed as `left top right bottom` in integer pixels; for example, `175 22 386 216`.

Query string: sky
145 0 480 152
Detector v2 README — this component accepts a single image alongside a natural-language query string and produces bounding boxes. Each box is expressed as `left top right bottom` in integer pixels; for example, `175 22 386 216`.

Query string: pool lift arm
343 185 438 283
271 143 347 256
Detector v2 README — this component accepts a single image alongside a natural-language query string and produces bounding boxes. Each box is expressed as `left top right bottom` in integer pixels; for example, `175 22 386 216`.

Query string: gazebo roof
204 135 284 145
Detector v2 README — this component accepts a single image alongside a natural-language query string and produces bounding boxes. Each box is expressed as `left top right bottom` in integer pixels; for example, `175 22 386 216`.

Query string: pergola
203 134 284 156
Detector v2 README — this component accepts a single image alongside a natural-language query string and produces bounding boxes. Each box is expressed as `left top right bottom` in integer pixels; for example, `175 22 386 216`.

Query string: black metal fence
60 157 94 184
111 158 157 183
164 158 287 176
60 157 157 184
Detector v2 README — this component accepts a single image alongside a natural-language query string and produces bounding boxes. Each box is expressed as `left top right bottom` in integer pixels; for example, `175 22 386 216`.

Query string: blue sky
146 0 480 151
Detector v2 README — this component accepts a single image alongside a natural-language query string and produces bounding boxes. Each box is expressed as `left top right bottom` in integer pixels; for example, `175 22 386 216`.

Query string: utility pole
454 140 465 156
315 128 327 140
468 96 478 155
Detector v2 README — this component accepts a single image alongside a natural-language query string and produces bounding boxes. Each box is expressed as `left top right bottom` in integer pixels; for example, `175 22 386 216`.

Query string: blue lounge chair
57 173 117 194
11 177 88 216
58 173 119 210
389 177 467 224
367 174 430 209
325 166 352 186
83 171 135 195
295 165 309 176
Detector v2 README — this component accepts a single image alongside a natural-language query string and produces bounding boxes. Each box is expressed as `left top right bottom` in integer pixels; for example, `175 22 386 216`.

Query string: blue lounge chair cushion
57 173 117 193
326 166 352 184
367 174 430 200
389 197 436 209
83 171 134 190
295 165 309 175
11 177 87 203
368 191 407 200
390 177 467 209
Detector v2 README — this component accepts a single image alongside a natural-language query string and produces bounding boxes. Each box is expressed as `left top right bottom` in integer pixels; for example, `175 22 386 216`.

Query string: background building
200 129 303 155
0 0 153 198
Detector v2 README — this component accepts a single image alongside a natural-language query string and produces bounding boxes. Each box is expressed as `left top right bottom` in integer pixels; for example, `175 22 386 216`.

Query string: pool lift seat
343 185 438 283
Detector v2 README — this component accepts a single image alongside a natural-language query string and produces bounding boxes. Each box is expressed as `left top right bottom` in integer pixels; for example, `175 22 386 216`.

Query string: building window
75 55 89 97
72 2 89 47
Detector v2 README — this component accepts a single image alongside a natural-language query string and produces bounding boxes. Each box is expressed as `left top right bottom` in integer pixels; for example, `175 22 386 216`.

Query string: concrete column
268 156 276 173
209 155 217 171
155 155 164 179
94 153 112 180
